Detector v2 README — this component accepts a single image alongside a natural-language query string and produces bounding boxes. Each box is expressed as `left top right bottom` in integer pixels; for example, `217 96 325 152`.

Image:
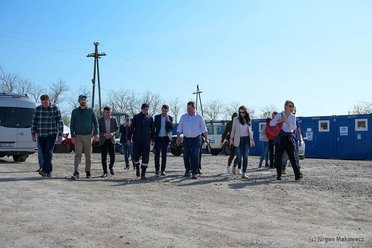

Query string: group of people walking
31 94 302 182
220 101 303 181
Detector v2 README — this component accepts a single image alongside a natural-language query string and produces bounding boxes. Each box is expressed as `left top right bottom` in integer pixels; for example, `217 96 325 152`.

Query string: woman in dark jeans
221 112 241 175
270 100 302 181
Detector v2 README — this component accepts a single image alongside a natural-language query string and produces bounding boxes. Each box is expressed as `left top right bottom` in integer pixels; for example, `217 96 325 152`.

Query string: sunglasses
288 105 294 108
239 111 246 114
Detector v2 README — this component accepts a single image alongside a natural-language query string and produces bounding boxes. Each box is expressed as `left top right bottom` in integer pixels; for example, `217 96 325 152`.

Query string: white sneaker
227 166 232 175
238 169 242 175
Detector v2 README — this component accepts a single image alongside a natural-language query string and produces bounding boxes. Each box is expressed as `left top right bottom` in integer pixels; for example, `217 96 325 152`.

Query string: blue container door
335 118 353 159
250 121 261 156
302 118 335 158
351 116 372 159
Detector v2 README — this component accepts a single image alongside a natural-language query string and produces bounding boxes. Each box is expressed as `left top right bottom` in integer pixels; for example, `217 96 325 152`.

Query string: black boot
71 171 79 180
135 164 140 177
141 166 147 180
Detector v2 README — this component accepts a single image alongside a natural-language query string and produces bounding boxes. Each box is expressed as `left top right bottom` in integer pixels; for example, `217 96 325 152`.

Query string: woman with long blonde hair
270 100 302 181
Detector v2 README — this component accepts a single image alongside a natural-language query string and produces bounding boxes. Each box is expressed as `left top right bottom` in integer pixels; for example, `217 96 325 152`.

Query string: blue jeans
122 143 132 166
183 136 202 174
259 141 269 164
37 139 43 170
37 134 57 174
234 136 250 173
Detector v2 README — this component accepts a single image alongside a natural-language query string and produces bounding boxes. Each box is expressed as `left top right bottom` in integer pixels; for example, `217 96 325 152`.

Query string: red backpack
265 114 283 140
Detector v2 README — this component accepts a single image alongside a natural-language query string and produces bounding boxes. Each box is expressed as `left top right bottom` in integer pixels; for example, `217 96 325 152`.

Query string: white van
205 121 228 155
0 93 36 162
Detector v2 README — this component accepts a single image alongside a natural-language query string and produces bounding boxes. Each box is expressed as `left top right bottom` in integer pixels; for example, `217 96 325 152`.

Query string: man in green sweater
70 94 99 180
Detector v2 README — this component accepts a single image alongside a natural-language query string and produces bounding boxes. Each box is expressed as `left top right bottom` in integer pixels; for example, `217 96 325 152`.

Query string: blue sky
1 0 371 117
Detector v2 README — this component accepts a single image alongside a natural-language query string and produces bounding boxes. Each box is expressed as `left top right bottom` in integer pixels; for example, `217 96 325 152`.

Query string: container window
259 122 265 132
355 119 368 131
319 120 330 132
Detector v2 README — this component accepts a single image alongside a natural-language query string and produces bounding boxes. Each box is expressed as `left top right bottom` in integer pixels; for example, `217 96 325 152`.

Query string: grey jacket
98 117 119 145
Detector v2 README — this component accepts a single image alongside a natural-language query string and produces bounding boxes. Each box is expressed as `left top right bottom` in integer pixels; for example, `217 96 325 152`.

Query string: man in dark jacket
127 103 155 180
98 106 118 177
153 104 173 176
119 114 132 169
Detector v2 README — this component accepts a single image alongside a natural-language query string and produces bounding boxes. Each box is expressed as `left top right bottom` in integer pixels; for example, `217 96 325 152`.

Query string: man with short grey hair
31 94 63 177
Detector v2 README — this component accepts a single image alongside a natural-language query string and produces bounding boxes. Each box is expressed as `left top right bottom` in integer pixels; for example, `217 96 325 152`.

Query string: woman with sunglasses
270 100 302 181
229 106 255 179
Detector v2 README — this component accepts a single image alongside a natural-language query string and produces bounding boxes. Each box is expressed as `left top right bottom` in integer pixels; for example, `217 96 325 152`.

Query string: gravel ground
0 153 371 248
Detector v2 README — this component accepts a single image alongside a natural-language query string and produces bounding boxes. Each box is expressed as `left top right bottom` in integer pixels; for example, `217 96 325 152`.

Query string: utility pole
193 84 204 116
87 42 106 116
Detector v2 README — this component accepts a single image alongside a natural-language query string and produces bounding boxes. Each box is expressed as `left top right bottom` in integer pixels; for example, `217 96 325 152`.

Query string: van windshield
0 107 34 128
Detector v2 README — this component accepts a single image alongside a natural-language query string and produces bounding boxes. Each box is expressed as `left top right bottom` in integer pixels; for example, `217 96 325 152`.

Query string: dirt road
0 153 371 248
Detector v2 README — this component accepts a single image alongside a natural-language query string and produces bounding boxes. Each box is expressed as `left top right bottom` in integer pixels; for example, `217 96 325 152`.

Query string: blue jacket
127 113 155 142
154 114 173 138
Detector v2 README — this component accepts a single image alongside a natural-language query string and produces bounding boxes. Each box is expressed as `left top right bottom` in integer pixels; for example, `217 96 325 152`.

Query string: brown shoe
47 172 52 177
241 173 248 179
281 169 287 175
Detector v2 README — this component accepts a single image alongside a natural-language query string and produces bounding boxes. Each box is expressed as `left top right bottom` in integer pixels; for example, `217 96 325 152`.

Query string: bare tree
65 85 92 111
28 83 46 104
169 97 183 123
109 89 130 113
204 100 224 121
258 105 278 119
249 108 257 119
125 90 141 117
0 66 19 93
222 101 241 120
141 91 163 116
15 79 33 95
0 66 45 104
348 101 372 114
48 79 69 105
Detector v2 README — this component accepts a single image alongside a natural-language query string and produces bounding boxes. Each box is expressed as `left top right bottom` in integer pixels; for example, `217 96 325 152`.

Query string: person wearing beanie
127 103 155 180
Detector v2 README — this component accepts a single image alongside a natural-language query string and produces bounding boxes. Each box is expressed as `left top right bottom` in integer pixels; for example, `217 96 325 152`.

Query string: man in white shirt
176 101 208 179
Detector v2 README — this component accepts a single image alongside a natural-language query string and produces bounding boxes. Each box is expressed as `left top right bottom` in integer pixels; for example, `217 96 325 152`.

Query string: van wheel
222 142 231 155
20 157 27 162
13 155 21 162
